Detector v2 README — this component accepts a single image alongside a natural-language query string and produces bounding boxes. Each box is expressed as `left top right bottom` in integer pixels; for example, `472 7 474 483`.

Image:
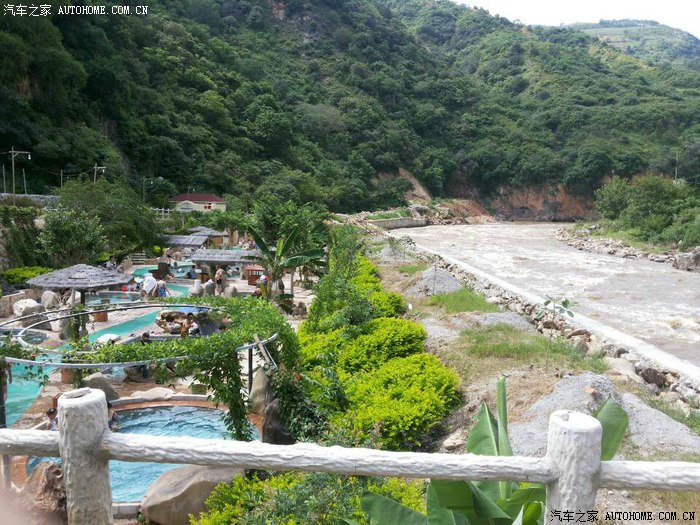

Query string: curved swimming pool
28 405 258 502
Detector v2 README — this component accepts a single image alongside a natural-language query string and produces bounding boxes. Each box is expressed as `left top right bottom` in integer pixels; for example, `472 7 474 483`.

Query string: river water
393 223 700 368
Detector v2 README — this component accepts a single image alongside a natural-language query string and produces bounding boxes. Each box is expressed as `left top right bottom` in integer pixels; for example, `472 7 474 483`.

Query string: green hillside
1 0 700 212
568 20 700 69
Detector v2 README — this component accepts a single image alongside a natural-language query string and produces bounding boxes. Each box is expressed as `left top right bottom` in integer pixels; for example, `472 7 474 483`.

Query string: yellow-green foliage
341 354 461 450
2 266 52 285
369 290 407 317
191 473 300 525
338 317 427 375
351 256 382 294
298 328 346 366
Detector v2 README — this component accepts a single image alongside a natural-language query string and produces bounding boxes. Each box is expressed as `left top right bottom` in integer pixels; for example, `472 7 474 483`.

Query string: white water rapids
393 223 700 370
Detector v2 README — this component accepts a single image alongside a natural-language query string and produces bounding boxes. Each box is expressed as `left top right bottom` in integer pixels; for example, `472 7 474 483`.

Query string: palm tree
245 227 325 304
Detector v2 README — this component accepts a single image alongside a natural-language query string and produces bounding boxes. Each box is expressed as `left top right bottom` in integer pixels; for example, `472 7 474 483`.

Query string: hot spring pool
85 291 141 306
28 405 258 502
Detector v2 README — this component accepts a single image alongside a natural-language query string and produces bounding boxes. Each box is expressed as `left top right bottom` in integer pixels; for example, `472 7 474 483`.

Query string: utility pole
22 168 27 194
93 163 106 183
674 150 679 182
10 147 31 205
60 169 63 188
2 165 5 193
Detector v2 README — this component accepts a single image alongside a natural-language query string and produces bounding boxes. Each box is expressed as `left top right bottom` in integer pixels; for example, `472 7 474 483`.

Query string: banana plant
353 376 628 525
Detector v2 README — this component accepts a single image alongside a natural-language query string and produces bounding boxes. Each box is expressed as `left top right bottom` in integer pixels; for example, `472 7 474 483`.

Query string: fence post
545 410 601 523
58 388 112 525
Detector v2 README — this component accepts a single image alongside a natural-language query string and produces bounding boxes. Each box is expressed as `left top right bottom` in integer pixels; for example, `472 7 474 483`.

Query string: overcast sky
456 0 700 39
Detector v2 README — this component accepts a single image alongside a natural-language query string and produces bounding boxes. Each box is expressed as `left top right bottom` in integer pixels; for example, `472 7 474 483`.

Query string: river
393 223 700 369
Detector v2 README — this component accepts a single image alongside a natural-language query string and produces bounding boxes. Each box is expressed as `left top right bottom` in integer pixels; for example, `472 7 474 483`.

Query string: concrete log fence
0 389 698 524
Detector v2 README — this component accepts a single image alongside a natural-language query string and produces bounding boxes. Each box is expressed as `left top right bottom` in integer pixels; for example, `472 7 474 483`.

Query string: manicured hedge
340 353 461 450
2 266 52 285
338 317 426 375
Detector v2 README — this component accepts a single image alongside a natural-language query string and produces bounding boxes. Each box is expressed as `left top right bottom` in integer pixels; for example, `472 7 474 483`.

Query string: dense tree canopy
1 0 699 211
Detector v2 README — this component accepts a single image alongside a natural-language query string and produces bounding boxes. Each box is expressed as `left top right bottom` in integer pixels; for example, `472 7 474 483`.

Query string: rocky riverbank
380 232 700 417
555 226 700 271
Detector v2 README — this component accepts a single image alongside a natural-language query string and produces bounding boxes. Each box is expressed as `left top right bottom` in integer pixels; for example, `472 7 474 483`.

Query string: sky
456 0 700 39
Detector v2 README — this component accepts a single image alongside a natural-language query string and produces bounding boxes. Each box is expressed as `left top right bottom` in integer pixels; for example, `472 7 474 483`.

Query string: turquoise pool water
131 266 157 278
5 287 192 426
27 405 257 502
86 291 141 306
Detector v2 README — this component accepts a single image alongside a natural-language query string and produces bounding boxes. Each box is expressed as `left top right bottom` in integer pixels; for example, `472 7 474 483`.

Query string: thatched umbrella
27 264 132 304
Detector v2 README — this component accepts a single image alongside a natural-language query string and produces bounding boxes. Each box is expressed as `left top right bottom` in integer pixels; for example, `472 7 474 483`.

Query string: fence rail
0 389 698 524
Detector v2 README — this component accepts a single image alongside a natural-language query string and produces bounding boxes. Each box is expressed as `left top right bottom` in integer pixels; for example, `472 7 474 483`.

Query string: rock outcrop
141 466 243 525
83 373 119 401
19 462 67 524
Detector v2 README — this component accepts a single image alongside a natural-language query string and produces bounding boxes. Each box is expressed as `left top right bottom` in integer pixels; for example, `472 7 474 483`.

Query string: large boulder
40 291 62 310
189 280 202 297
83 373 119 401
57 317 71 341
262 398 295 445
249 367 272 416
141 466 243 525
19 461 67 524
14 299 51 329
130 386 175 401
672 247 700 272
202 279 215 297
222 284 238 298
124 364 155 382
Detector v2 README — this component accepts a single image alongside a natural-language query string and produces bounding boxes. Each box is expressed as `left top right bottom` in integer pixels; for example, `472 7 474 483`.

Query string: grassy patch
442 325 606 379
366 208 411 220
615 381 700 438
428 288 500 313
398 262 428 275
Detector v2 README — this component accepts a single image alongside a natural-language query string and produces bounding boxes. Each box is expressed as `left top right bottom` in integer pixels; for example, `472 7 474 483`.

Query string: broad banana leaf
496 483 547 525
432 480 512 525
596 398 629 460
359 491 427 525
427 484 469 525
496 376 514 499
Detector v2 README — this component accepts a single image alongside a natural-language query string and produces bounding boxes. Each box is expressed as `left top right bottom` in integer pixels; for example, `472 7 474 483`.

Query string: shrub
341 353 461 450
299 328 346 366
351 256 381 294
594 176 630 220
1 266 52 285
194 472 425 525
368 290 407 317
338 317 426 375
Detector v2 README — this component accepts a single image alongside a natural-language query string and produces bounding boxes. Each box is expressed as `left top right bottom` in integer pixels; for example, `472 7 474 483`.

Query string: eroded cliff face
448 181 594 221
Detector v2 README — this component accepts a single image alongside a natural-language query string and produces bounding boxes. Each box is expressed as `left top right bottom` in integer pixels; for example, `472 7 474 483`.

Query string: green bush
368 290 407 317
594 176 630 220
655 206 700 247
299 327 346 366
351 256 382 294
338 317 426 375
194 472 425 525
1 266 52 285
341 353 461 450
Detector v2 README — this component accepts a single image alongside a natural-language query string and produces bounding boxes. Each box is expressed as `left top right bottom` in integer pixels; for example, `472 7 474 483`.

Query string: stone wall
0 289 42 318
0 193 59 207
368 218 427 230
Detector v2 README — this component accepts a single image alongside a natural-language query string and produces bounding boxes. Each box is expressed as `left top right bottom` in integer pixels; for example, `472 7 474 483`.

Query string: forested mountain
568 20 700 69
1 0 699 213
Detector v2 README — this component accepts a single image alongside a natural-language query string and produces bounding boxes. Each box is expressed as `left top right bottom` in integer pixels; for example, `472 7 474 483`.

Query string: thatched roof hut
27 264 132 293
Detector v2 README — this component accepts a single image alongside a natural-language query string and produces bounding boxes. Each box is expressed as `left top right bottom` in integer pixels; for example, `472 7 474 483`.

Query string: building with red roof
169 192 226 213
